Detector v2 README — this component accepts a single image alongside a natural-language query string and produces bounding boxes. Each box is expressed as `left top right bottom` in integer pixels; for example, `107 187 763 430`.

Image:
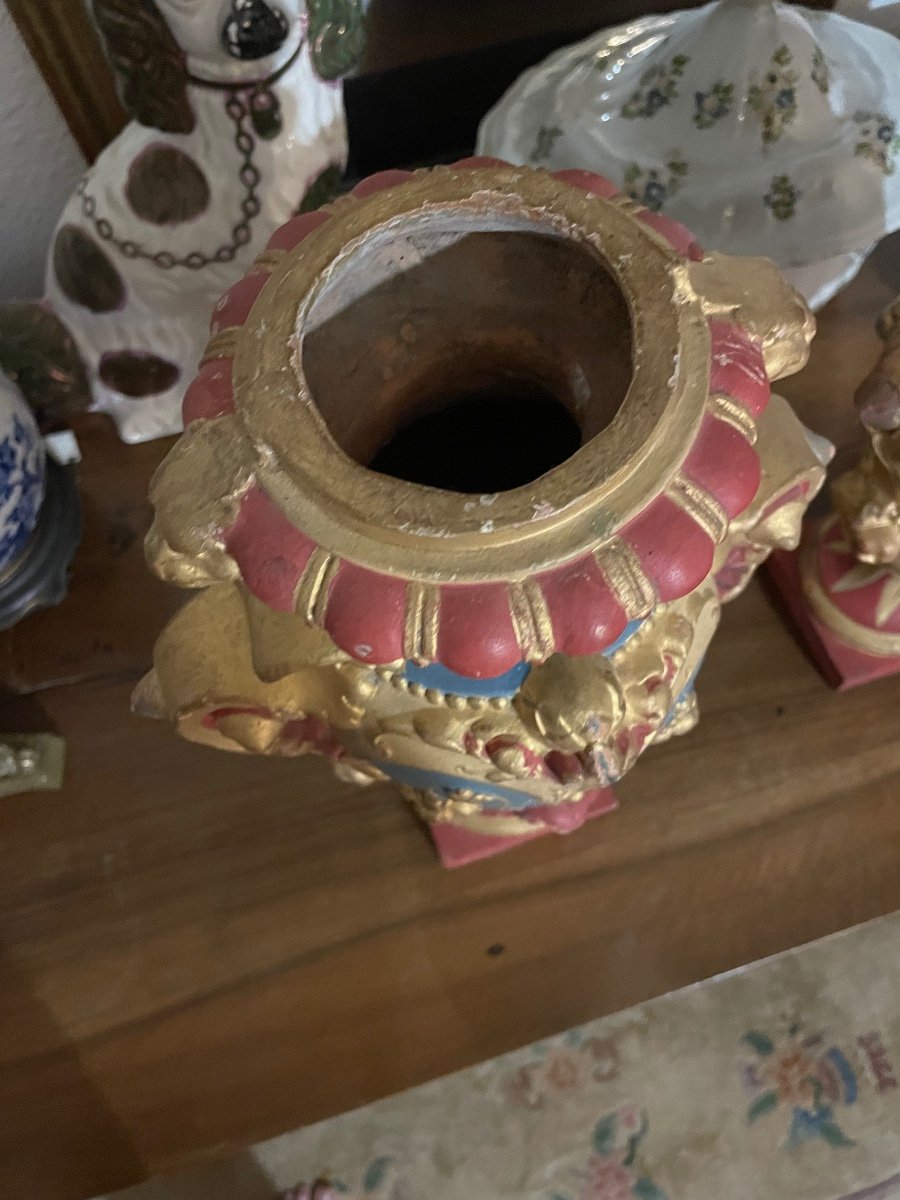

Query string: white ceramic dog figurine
0 0 364 443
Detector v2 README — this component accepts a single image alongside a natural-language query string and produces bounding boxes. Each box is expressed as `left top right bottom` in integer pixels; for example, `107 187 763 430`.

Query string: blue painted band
403 659 531 697
602 616 645 657
403 617 647 702
374 759 541 811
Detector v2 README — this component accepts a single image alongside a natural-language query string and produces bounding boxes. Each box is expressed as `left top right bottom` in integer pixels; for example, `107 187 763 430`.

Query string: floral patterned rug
97 913 900 1200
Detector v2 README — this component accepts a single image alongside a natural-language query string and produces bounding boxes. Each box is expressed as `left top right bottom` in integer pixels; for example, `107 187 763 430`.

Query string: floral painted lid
477 0 900 269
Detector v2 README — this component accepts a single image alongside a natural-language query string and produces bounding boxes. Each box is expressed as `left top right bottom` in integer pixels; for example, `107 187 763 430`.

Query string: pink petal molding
185 160 771 678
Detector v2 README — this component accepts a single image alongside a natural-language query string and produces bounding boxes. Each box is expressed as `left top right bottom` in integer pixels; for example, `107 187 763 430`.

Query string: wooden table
2 235 900 1200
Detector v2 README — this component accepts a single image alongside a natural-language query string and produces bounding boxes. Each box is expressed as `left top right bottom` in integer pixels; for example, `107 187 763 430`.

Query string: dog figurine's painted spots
0 0 364 442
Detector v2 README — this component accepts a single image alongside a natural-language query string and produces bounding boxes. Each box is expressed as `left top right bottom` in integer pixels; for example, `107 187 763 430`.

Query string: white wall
0 4 85 300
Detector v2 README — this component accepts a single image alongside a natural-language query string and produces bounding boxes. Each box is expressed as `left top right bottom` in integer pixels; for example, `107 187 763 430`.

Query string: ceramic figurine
0 370 81 629
477 0 900 312
0 0 365 444
769 297 900 687
135 160 827 866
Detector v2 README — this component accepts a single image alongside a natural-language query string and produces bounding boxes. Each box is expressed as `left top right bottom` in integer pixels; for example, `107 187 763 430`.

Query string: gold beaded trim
373 663 511 710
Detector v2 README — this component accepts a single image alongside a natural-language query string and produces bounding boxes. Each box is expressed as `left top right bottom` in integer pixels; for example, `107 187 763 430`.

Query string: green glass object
307 0 366 82
0 303 90 428
298 162 343 213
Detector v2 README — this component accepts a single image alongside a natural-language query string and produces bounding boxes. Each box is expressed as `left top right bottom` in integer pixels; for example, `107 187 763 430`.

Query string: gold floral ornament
138 161 822 860
800 306 900 657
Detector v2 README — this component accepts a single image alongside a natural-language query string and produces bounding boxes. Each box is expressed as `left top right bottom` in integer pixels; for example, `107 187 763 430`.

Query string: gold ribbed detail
202 327 239 364
252 248 286 273
709 393 757 444
525 578 556 658
403 582 440 663
321 193 360 217
593 539 656 618
666 472 729 544
294 547 338 625
610 194 642 216
508 579 555 661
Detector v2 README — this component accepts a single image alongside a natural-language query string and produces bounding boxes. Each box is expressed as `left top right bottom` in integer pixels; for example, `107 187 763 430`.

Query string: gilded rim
232 166 710 583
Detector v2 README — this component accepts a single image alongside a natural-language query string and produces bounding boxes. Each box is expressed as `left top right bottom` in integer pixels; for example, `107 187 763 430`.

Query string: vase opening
300 212 633 495
368 382 582 493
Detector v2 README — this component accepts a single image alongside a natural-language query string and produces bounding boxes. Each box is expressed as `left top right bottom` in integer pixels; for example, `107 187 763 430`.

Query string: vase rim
231 165 710 583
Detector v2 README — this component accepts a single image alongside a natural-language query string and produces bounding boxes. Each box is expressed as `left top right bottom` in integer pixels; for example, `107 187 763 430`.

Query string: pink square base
428 786 618 868
767 545 900 690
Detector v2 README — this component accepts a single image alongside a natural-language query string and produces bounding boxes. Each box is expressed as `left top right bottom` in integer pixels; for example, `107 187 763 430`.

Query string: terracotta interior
301 213 634 493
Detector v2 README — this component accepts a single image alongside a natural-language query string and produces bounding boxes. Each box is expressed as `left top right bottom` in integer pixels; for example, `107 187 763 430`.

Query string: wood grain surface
0 235 898 1200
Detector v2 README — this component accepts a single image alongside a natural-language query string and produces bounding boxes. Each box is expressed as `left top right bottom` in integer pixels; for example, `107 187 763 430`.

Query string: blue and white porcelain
0 371 45 572
478 0 900 309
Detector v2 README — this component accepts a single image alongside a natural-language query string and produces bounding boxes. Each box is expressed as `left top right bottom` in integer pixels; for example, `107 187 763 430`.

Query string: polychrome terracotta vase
137 160 827 864
769 293 900 688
